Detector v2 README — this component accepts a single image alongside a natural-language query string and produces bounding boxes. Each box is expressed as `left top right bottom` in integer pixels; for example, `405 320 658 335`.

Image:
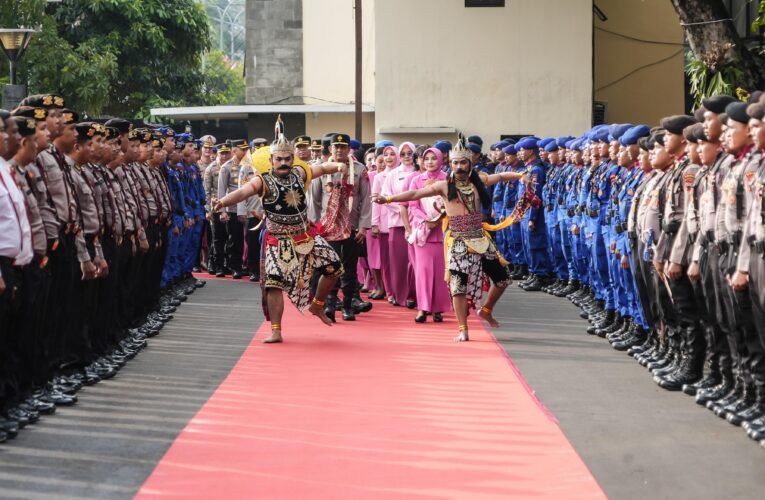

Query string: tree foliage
673 0 765 105
0 0 245 118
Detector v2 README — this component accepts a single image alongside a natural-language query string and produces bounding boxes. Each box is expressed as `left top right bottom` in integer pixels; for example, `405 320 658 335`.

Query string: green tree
0 0 246 118
672 0 765 105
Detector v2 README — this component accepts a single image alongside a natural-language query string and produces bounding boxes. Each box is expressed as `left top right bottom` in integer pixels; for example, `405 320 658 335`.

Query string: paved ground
0 278 763 499
493 286 765 500
0 279 262 500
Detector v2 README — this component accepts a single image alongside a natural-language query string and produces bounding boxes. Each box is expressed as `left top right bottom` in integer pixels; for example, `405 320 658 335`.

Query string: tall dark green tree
1 0 242 118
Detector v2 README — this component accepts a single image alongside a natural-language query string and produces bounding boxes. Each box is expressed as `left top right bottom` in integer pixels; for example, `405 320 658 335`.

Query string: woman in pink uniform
408 147 451 322
358 148 378 292
381 142 417 307
370 145 397 300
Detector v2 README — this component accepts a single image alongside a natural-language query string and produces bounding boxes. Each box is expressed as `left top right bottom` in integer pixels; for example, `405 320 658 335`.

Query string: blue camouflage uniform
517 138 551 277
563 140 588 286
502 147 526 266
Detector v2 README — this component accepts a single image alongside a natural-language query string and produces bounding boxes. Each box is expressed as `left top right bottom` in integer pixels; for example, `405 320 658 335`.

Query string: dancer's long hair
447 167 491 210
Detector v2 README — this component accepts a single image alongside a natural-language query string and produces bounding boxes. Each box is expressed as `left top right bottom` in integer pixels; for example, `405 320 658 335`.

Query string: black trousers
224 214 244 272
631 237 656 328
96 232 121 356
0 258 19 407
696 242 732 367
328 231 361 308
210 213 226 271
245 217 261 276
14 258 51 390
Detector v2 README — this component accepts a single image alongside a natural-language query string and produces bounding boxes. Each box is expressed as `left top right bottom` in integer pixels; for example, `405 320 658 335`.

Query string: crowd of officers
3 90 765 449
479 93 765 448
0 93 208 444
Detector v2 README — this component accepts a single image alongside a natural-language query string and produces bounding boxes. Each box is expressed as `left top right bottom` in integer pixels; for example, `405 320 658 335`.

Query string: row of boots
0 274 205 444
567 285 765 449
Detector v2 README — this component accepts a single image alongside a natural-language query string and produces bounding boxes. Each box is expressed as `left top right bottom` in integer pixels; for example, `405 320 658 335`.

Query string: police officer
217 139 247 279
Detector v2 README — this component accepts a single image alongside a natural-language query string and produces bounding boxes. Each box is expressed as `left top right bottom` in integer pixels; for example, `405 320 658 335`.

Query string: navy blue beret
538 137 555 149
434 140 452 153
349 139 361 149
544 141 559 153
502 144 517 155
517 137 539 150
608 123 633 142
467 135 483 147
619 125 651 146
466 143 482 154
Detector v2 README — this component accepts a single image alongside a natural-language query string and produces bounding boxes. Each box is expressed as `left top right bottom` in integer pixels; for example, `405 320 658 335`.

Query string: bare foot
454 331 470 342
308 302 334 326
478 308 500 327
263 331 283 343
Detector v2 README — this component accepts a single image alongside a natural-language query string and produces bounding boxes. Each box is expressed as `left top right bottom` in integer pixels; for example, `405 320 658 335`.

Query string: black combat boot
657 326 705 391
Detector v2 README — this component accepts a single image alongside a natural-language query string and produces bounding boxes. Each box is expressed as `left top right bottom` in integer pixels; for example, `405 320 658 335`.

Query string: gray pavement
494 285 765 499
1 278 763 499
0 279 262 500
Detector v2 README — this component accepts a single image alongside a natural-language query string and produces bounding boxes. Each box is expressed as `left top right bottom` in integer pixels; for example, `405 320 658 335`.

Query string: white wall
374 0 593 144
302 0 376 106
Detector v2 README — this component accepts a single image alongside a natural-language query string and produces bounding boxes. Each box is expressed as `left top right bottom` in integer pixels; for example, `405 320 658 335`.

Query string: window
465 0 505 7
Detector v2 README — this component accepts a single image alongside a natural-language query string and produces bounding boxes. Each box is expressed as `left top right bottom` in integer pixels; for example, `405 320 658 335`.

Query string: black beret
0 109 9 121
725 102 749 125
105 118 133 134
105 126 121 140
293 135 311 146
13 116 37 137
637 136 651 152
321 135 332 148
748 90 763 104
702 95 736 114
683 123 705 143
133 128 153 143
74 122 97 141
12 106 47 121
660 115 697 135
20 94 65 109
747 103 765 121
693 106 706 122
60 109 79 125
651 130 667 147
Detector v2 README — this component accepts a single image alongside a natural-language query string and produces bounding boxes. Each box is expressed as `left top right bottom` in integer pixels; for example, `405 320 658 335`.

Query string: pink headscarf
421 147 444 172
382 145 399 167
398 141 416 166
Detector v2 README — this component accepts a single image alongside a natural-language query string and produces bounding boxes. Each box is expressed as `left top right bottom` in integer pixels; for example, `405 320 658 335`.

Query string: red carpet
137 299 605 499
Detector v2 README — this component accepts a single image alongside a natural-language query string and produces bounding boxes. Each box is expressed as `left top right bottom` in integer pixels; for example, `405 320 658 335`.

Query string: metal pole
354 0 362 142
9 60 16 85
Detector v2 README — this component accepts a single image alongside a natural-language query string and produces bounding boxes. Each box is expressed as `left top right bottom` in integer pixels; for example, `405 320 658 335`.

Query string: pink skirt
388 227 416 304
367 230 382 269
414 241 452 313
379 232 391 294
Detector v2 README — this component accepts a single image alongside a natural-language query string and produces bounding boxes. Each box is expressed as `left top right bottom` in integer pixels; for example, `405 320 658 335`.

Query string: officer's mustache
454 168 470 175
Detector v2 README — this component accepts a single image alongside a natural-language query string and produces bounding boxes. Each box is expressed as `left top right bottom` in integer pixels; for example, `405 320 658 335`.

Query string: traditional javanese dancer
213 126 350 343
374 140 536 341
